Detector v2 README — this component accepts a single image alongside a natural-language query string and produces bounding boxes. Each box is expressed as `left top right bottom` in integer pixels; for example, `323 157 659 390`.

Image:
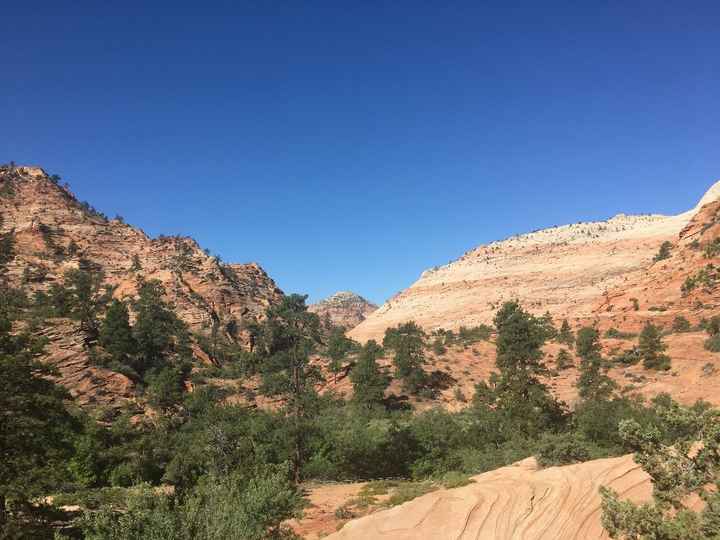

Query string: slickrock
351 181 720 342
309 291 377 329
327 454 668 540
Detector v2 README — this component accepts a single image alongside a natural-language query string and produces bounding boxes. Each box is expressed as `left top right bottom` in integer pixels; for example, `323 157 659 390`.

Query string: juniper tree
0 229 13 273
653 240 673 262
601 400 720 539
540 311 558 340
556 348 574 370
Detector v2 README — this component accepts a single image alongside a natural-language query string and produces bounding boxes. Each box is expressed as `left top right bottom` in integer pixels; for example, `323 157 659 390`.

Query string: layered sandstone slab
328 454 654 540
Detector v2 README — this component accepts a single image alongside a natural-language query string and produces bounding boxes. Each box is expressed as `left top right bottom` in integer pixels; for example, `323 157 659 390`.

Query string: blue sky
2 2 719 304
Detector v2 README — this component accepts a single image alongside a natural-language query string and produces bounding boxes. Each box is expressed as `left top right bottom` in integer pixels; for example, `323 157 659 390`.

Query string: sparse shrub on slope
555 348 574 370
672 315 691 333
556 319 575 347
652 240 673 262
704 315 720 352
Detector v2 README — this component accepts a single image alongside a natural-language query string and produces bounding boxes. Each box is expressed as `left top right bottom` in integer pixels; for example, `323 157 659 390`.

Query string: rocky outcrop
309 291 377 329
351 181 720 342
587 196 720 333
327 454 694 540
0 165 284 407
0 166 283 339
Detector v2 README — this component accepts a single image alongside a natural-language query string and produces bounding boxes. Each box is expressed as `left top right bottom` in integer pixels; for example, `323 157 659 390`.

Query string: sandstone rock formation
0 165 284 407
309 291 377 329
326 454 671 540
351 181 720 342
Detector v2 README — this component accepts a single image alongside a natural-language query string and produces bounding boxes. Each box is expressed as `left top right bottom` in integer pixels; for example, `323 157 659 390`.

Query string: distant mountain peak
309 291 377 330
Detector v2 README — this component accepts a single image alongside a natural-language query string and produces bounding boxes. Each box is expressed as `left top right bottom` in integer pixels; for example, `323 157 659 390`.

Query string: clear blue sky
2 2 719 304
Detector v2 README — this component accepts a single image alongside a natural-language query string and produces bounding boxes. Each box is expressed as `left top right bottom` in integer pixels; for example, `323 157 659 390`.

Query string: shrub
704 334 720 353
556 320 575 347
536 432 593 467
81 466 302 540
604 327 636 339
383 481 437 508
612 346 641 366
704 238 720 258
702 363 716 377
681 264 720 296
671 315 691 333
439 471 474 489
555 349 574 370
652 241 672 262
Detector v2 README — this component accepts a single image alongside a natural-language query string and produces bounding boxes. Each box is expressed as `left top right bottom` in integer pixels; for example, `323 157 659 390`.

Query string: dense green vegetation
0 230 715 539
601 399 720 539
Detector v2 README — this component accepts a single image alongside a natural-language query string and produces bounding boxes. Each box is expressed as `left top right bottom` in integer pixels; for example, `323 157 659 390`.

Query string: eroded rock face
0 166 283 338
326 454 668 540
309 291 377 330
37 319 137 412
0 165 284 407
351 181 720 342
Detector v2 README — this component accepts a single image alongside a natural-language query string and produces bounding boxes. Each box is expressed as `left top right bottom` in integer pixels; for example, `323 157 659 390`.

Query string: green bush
555 348 574 370
671 315 691 333
705 334 720 353
653 241 673 262
80 466 302 540
604 327 636 339
536 432 594 467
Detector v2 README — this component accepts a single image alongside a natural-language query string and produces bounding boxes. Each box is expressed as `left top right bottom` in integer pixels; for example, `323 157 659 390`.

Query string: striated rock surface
351 181 720 342
326 454 678 540
309 291 377 329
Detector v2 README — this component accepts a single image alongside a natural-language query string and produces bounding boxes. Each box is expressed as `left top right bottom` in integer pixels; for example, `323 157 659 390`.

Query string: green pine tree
383 321 427 394
638 322 671 370
350 340 389 408
0 312 76 534
326 326 355 383
63 268 113 342
256 294 323 483
484 301 566 437
99 299 137 366
575 327 616 401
